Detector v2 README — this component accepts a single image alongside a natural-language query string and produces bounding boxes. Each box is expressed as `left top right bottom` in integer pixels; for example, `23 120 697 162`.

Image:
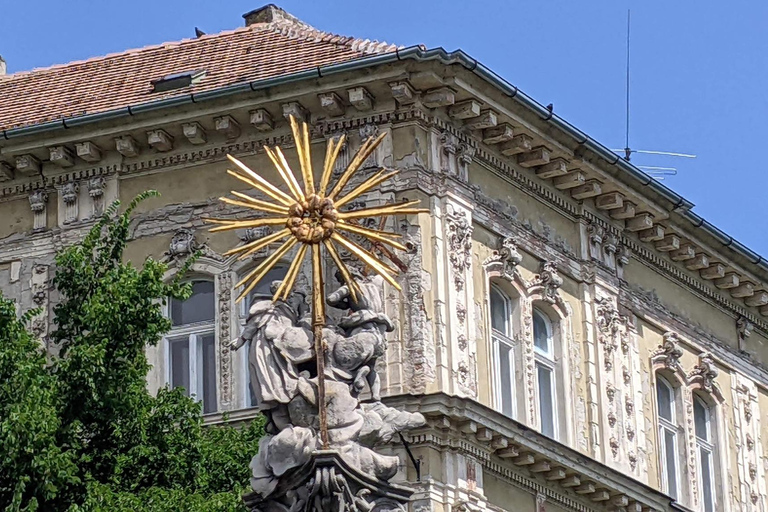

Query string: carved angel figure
231 282 313 434
326 272 394 401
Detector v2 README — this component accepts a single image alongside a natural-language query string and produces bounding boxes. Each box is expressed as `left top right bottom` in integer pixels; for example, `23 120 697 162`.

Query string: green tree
0 298 79 511
0 192 263 512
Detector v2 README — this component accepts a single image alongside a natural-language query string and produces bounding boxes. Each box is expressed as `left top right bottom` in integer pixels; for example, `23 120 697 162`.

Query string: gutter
2 45 765 276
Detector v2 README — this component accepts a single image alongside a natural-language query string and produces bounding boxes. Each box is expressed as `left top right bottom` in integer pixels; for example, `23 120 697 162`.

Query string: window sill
203 406 261 426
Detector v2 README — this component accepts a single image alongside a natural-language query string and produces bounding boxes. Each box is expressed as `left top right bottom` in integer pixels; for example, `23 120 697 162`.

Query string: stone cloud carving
232 274 425 511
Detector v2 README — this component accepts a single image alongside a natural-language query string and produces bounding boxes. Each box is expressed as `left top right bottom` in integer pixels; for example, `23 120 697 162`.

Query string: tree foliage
0 192 263 512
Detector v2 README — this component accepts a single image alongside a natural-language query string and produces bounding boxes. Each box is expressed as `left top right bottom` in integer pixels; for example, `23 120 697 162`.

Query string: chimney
0 56 6 76
243 4 301 26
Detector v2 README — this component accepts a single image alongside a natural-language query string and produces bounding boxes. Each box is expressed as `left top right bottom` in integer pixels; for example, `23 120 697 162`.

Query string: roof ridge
265 17 401 54
0 23 273 79
2 13 402 80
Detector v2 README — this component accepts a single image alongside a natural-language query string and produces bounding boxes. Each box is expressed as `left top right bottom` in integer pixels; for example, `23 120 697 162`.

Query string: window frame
656 374 679 500
490 283 517 419
163 278 218 414
532 307 558 439
693 394 716 512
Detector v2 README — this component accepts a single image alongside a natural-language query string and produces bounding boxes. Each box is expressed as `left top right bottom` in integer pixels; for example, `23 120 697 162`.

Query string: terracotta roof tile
0 17 400 132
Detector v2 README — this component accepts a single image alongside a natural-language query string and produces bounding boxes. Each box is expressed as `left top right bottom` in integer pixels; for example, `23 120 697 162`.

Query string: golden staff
204 117 427 448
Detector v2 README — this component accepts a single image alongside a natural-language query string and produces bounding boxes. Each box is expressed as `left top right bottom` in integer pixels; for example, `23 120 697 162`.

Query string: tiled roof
0 12 399 132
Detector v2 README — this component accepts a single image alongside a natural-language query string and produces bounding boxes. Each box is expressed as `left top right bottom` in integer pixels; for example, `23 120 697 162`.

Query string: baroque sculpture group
207 117 426 511
232 274 424 510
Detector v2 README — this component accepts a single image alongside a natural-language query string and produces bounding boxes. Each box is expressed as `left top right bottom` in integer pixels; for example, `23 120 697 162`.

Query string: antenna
617 9 696 178
624 9 631 162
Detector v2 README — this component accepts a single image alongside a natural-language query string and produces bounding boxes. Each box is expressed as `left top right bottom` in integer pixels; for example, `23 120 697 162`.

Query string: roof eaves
1 43 761 285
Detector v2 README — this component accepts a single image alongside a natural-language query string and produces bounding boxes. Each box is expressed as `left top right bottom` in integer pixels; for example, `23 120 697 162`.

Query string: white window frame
490 284 516 419
656 375 679 500
532 307 558 439
694 395 716 512
164 279 217 414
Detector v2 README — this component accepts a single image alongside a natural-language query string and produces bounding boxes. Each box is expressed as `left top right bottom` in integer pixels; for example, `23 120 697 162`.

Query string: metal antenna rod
624 9 631 161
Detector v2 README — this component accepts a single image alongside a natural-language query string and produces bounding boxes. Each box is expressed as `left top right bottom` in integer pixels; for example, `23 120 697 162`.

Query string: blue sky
2 1 766 255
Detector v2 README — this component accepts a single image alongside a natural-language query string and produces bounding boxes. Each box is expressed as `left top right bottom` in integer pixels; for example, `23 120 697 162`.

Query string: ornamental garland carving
218 272 233 407
446 209 473 292
595 297 621 371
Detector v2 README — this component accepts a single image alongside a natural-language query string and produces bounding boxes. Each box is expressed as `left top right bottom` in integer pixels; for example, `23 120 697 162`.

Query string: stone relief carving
87 176 106 216
29 190 48 212
61 182 79 205
167 228 197 260
218 272 233 407
595 298 621 371
29 265 49 342
687 352 719 394
603 233 618 256
652 331 684 371
29 189 48 230
400 222 435 395
456 303 467 324
737 316 753 352
484 236 522 277
231 274 425 510
439 130 473 183
446 209 473 292
61 182 79 224
531 261 562 304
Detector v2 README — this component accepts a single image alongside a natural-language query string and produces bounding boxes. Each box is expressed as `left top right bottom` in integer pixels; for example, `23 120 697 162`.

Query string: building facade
1 6 767 512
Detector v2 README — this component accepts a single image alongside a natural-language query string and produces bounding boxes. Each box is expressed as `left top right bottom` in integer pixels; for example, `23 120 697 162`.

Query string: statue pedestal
243 450 414 512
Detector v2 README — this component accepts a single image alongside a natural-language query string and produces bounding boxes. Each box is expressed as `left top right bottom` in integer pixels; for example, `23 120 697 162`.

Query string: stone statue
232 274 425 511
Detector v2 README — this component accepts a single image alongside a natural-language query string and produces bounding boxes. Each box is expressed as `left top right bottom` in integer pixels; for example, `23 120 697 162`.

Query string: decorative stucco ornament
206 116 427 511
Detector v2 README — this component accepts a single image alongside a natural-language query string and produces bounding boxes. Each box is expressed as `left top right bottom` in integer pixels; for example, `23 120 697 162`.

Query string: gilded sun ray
204 115 427 449
205 115 427 307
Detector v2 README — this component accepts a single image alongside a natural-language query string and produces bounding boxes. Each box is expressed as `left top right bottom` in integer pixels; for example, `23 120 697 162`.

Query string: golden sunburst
204 116 425 304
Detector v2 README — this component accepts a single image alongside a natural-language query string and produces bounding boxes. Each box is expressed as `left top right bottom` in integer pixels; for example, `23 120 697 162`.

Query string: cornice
385 392 671 512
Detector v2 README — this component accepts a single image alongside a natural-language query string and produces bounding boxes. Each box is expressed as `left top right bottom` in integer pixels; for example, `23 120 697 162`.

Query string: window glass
490 287 509 334
694 397 709 441
656 378 673 422
664 429 678 499
700 447 713 512
169 338 190 395
171 280 215 326
537 364 555 438
533 309 549 353
498 343 513 417
201 334 217 414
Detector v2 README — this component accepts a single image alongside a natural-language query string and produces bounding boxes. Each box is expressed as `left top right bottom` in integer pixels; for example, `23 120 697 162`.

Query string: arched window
533 308 557 438
490 284 515 418
694 395 715 512
656 375 679 499
166 279 217 414
239 265 288 408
